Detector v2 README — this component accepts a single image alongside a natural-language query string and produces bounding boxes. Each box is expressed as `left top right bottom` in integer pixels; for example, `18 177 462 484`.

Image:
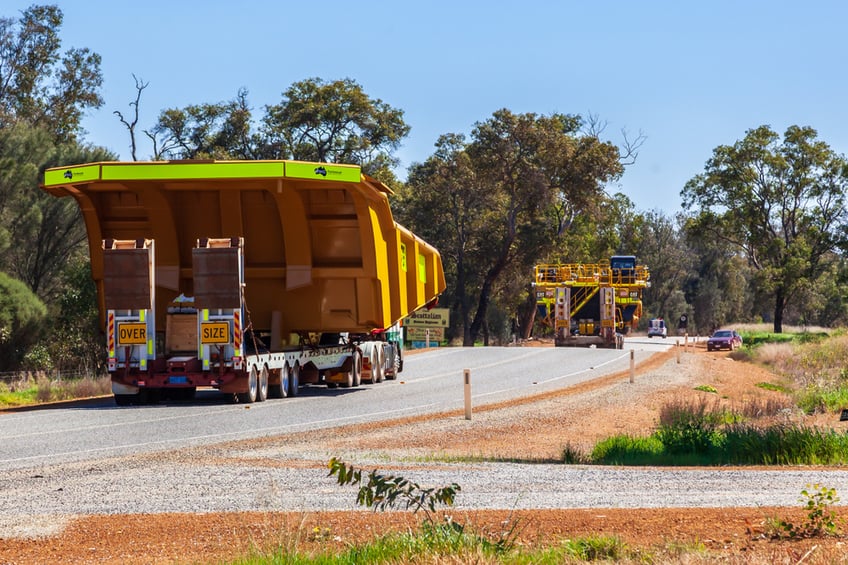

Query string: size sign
117 323 147 345
201 322 230 344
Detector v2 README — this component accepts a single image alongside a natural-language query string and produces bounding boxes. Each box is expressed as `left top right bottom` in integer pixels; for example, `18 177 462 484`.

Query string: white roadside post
464 369 472 420
629 350 635 383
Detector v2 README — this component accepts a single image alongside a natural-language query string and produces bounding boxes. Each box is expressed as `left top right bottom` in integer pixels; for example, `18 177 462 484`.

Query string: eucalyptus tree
0 4 103 143
0 123 114 300
681 226 753 334
144 88 259 160
400 133 494 344
402 109 624 345
261 77 409 182
682 125 848 332
143 77 409 183
636 210 692 324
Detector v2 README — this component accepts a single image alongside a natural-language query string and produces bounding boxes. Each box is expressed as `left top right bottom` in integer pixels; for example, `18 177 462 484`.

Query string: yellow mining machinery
533 256 650 348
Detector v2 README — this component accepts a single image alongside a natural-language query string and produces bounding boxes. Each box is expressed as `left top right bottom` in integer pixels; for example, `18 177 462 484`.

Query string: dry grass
752 342 796 367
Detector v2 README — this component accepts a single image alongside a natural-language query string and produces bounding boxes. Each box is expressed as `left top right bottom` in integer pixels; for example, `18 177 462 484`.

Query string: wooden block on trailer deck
166 313 197 353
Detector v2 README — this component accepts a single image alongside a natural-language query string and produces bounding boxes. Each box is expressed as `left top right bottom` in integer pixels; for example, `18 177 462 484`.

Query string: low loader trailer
42 160 445 404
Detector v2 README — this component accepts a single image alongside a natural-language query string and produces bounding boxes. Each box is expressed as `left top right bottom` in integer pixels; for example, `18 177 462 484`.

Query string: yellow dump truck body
42 160 445 339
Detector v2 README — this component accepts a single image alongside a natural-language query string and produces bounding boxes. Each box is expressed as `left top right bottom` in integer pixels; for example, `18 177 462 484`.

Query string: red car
707 329 743 351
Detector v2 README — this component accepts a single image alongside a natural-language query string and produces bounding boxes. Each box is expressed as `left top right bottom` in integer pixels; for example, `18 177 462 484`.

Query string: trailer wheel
386 346 400 380
257 365 269 402
352 349 362 387
341 350 362 388
271 363 289 398
237 366 259 403
288 363 300 397
372 347 384 383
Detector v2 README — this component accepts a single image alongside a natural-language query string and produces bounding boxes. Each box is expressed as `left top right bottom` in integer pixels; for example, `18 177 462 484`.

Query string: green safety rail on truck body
42 160 362 187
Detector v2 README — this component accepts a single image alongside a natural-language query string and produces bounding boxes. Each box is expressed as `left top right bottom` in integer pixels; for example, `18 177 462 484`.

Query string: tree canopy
142 77 409 184
0 4 103 143
400 109 627 345
681 125 848 332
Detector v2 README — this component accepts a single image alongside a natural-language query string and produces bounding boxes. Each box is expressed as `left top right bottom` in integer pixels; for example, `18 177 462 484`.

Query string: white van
647 318 667 338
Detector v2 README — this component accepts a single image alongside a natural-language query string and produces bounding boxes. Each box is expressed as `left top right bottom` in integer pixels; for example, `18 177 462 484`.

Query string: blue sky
8 1 848 214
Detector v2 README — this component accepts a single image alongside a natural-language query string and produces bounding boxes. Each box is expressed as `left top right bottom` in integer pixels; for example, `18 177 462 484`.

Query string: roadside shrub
795 385 848 415
0 272 48 371
21 344 53 372
737 396 794 419
753 342 796 367
656 399 720 455
327 458 460 523
35 373 52 403
591 435 663 465
561 443 589 464
722 424 848 465
69 375 111 398
769 484 842 539
561 534 630 560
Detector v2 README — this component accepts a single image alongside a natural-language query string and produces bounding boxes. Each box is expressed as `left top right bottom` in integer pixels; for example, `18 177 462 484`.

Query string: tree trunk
517 288 537 339
465 278 492 346
773 286 785 334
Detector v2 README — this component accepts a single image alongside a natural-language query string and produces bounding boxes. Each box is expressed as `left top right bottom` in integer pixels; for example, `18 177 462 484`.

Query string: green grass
0 374 110 407
0 385 39 406
584 420 848 466
227 528 641 565
796 385 848 414
755 381 788 392
736 324 831 348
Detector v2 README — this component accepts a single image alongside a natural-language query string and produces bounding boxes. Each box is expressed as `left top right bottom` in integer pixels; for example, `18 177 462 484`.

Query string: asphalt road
3 337 848 520
0 340 672 472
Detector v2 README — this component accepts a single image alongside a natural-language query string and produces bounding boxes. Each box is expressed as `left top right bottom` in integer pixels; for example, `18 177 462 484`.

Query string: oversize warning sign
117 323 147 345
405 308 449 328
201 322 230 344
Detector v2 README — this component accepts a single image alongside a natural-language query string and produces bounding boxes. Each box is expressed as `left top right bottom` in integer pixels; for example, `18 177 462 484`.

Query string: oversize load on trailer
42 160 445 343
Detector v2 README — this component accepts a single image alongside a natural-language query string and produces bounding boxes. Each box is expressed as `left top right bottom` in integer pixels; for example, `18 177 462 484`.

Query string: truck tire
372 347 384 383
271 363 289 398
352 349 362 387
256 365 268 402
341 350 362 388
386 345 401 380
288 363 300 397
237 366 259 403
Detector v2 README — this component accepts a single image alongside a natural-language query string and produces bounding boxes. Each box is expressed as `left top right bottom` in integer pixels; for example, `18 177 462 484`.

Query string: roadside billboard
405 308 449 328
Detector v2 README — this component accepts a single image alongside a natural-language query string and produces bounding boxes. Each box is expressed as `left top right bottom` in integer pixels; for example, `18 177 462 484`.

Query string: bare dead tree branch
583 111 646 166
113 74 148 161
583 111 607 137
619 127 646 166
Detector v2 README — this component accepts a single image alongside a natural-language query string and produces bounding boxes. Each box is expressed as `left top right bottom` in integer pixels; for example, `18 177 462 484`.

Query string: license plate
169 376 188 384
200 322 230 344
117 322 147 345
